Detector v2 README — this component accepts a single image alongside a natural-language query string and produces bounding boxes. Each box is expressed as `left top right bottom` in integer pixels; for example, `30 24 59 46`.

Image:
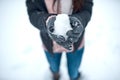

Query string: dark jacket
26 0 93 53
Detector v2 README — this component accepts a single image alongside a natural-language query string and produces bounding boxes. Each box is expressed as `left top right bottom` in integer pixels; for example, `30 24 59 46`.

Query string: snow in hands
53 14 72 40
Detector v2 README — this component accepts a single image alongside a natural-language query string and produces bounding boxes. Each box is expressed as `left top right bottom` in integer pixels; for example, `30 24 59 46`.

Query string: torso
44 0 84 53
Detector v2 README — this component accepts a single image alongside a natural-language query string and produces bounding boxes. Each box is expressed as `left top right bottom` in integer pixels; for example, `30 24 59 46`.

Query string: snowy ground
0 0 120 80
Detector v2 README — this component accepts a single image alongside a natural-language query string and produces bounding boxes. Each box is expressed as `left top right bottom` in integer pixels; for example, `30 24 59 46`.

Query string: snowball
53 14 72 40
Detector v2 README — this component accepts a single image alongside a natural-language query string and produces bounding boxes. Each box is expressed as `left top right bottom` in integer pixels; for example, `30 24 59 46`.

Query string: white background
0 0 120 80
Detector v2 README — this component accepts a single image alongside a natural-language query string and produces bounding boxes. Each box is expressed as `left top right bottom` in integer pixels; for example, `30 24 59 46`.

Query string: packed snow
54 14 72 40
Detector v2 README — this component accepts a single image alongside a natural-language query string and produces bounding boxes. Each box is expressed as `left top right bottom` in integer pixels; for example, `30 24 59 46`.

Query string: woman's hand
67 16 84 43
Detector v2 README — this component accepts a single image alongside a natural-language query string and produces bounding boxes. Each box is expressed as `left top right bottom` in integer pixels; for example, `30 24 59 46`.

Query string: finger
57 35 66 42
66 30 73 36
66 30 79 37
69 33 80 38
64 41 72 50
68 37 74 43
49 33 57 40
73 25 84 33
68 36 78 43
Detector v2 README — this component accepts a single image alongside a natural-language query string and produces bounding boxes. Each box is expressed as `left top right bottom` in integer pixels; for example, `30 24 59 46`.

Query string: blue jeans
45 47 84 80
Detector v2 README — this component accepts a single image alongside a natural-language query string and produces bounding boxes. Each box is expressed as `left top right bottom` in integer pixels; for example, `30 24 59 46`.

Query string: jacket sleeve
26 0 52 32
71 0 93 28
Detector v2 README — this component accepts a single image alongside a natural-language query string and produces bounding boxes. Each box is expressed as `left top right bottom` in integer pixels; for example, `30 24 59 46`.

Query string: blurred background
0 0 120 80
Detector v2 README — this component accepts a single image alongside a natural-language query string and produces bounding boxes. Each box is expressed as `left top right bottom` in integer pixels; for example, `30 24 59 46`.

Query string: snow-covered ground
0 0 120 80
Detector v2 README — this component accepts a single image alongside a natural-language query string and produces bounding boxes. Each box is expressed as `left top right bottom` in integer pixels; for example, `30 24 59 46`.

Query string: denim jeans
45 47 84 80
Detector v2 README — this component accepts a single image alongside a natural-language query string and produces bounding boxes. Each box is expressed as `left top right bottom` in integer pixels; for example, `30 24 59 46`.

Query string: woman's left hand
67 16 84 43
